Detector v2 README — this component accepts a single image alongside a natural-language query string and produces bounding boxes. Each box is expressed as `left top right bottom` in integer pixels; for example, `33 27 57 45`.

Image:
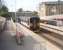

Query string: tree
17 8 23 12
32 11 38 16
0 5 9 18
1 5 8 12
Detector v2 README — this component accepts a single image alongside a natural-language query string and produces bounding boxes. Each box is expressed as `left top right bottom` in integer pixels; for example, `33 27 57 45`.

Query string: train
28 16 40 32
40 19 57 26
28 17 57 32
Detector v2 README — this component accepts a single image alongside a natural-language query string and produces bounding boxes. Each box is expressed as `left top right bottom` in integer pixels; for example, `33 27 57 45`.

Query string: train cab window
30 17 40 23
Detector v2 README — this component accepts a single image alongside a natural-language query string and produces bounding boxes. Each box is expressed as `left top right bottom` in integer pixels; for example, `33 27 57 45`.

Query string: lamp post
58 0 61 15
15 0 16 22
0 0 3 9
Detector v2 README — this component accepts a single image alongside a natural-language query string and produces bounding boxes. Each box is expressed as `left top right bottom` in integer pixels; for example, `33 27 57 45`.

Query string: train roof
30 16 40 19
40 15 63 20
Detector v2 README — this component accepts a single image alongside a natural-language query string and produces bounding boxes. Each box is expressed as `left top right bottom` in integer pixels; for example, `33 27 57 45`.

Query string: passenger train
17 15 60 32
28 16 40 32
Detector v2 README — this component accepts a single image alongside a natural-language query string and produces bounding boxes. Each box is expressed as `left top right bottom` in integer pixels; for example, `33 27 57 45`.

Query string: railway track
37 28 63 49
20 22 63 50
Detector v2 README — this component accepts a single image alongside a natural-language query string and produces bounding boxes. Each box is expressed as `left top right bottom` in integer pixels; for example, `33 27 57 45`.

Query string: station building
38 1 63 17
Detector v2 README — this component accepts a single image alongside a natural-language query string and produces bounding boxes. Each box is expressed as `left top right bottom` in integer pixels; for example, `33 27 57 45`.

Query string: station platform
16 23 61 50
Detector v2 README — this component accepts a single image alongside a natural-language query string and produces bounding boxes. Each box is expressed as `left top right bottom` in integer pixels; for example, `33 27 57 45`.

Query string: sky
4 0 59 12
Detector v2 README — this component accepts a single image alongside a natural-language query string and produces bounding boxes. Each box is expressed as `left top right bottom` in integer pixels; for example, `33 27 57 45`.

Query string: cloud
4 0 58 12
